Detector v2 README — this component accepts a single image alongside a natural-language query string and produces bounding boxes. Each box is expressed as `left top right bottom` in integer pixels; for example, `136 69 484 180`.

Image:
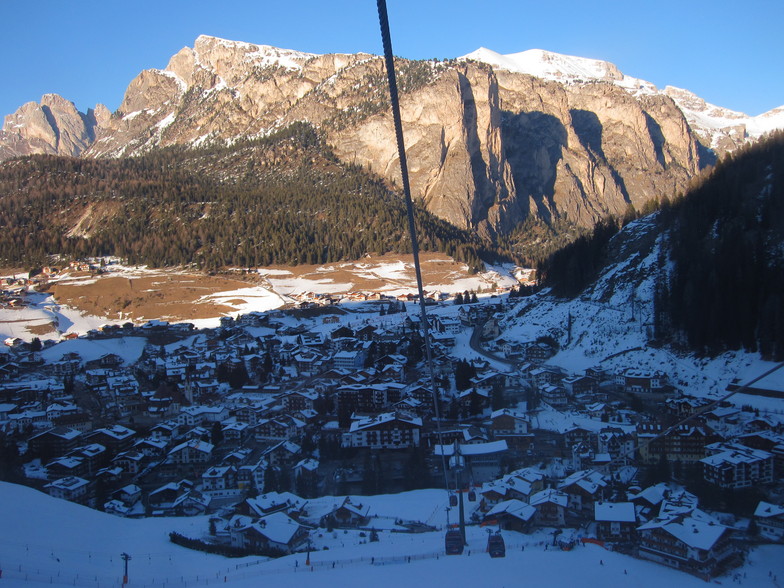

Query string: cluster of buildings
1 289 783 577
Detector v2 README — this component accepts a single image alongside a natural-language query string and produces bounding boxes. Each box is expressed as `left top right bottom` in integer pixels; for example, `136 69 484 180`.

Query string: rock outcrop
4 36 779 237
0 94 105 159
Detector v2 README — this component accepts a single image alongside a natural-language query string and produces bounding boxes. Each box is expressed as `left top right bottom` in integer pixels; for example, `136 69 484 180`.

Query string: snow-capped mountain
461 47 784 153
0 37 779 237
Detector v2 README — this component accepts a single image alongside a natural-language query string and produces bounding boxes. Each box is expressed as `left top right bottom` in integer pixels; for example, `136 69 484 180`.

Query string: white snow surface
1 481 781 587
461 47 784 141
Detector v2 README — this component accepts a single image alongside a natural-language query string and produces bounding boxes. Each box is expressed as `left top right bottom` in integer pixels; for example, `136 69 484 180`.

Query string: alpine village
1 31 784 585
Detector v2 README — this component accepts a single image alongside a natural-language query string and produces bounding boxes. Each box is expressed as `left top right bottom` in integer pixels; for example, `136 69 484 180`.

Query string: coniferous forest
659 130 784 360
0 122 493 272
537 130 784 360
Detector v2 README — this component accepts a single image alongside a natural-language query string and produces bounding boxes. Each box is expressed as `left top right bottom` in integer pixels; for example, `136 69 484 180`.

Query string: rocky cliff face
2 36 773 238
0 94 106 159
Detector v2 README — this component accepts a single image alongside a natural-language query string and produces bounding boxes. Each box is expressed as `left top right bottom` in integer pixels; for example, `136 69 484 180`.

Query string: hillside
0 123 491 270
1 480 780 587
1 35 725 241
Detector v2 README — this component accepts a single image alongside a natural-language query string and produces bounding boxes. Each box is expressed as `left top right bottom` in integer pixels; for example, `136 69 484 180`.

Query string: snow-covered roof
252 511 305 545
595 502 636 523
754 501 784 519
638 515 726 551
486 499 536 522
530 489 568 508
434 440 508 456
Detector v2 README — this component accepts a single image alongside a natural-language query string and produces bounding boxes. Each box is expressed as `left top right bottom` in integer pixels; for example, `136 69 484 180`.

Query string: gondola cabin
445 530 464 555
487 532 506 558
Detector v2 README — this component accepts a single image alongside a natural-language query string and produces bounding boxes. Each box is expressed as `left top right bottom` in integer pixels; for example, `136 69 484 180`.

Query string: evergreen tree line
0 123 496 272
529 130 784 359
656 130 784 360
535 216 621 298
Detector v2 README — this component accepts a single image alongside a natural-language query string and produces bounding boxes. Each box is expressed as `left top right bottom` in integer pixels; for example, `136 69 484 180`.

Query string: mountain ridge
1 36 780 241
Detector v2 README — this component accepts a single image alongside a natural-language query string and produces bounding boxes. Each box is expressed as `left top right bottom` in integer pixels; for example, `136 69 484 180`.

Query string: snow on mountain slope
193 35 319 71
462 47 784 151
2 481 779 587
462 47 656 94
494 213 784 412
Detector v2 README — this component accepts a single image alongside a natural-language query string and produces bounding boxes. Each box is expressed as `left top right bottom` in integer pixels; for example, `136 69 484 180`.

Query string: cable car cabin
449 494 458 507
468 490 476 502
445 530 464 555
487 532 505 558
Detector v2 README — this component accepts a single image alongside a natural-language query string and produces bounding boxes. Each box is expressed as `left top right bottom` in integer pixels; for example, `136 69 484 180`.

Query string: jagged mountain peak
0 93 102 160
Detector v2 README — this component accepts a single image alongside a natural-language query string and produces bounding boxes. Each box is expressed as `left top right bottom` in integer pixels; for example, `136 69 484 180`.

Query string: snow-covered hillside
491 214 784 413
1 481 781 587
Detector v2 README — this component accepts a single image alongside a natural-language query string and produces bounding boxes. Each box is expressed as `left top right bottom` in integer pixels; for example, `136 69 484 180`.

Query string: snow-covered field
0 257 516 342
1 481 781 587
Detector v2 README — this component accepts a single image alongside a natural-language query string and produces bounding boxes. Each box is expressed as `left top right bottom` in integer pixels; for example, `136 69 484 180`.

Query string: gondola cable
375 0 453 523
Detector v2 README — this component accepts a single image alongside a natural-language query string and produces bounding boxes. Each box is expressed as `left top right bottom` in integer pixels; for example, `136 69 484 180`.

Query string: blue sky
1 0 782 120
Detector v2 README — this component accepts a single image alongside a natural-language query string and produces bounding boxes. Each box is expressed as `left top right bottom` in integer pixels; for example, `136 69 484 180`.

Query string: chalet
202 465 239 494
540 383 568 407
457 387 490 414
530 366 566 389
45 476 90 505
563 426 595 449
529 488 568 527
222 421 250 444
229 511 309 554
148 480 210 516
637 515 736 576
490 408 531 447
150 421 180 443
616 369 667 393
133 437 168 458
292 349 324 376
637 423 719 467
562 375 599 396
244 492 306 519
167 439 214 466
483 499 536 533
525 342 554 364
629 483 670 520
558 470 608 518
665 396 711 418
51 353 82 377
262 440 302 468
253 415 305 442
321 497 370 528
754 501 784 542
594 502 636 543
237 461 267 492
342 412 422 449
51 412 93 433
479 468 545 510
112 450 145 475
178 405 229 427
598 427 635 466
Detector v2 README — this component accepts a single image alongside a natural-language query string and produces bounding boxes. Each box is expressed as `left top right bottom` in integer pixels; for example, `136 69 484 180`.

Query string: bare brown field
30 253 482 324
44 273 257 323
